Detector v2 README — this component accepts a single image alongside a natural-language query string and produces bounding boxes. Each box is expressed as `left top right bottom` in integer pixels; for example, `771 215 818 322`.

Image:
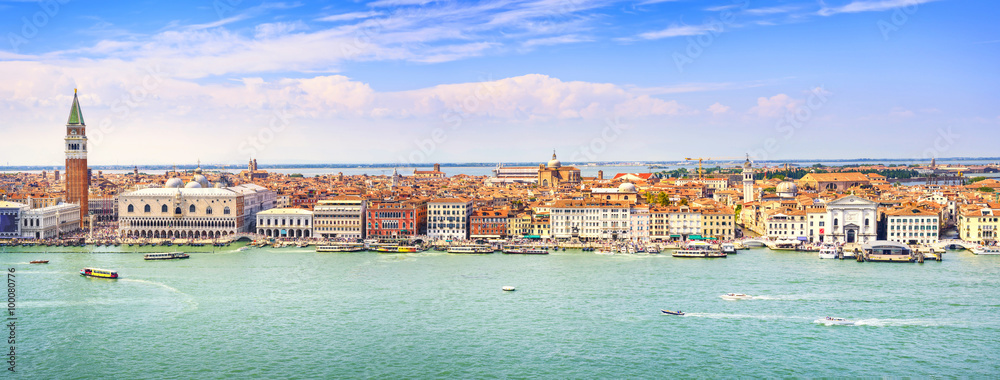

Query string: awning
669 235 681 238
797 236 808 241
688 235 705 240
524 235 542 239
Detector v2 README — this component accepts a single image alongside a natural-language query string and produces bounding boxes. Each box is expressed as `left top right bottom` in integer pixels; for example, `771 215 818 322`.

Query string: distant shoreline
3 157 999 172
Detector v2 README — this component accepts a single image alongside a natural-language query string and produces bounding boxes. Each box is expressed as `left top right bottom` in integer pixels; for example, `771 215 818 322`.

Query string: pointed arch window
206 206 213 215
224 207 231 215
144 204 151 213
189 205 196 213
161 205 168 213
127 205 134 213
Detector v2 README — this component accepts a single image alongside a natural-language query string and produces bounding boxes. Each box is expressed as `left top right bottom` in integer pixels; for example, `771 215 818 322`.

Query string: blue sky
1 0 998 166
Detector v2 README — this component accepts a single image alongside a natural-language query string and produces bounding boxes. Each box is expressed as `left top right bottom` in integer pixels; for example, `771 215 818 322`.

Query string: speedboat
818 246 838 259
502 286 516 291
720 293 753 301
814 316 855 326
29 260 49 264
661 309 684 316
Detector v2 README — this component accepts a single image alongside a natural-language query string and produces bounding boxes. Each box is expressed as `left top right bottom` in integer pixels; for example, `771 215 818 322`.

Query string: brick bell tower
65 89 89 224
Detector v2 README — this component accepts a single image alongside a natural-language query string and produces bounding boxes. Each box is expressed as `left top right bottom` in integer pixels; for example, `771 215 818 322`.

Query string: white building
823 195 878 244
427 198 472 240
884 207 940 244
806 208 830 243
257 208 313 239
668 207 702 238
314 197 366 240
550 199 630 241
764 210 807 241
742 156 755 203
23 203 81 239
629 205 650 242
117 170 275 239
0 201 29 239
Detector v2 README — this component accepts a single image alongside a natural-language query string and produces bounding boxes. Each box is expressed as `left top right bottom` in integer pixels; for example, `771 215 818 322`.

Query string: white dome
618 182 637 193
777 181 797 196
165 178 183 188
184 181 202 188
547 151 561 168
193 174 210 188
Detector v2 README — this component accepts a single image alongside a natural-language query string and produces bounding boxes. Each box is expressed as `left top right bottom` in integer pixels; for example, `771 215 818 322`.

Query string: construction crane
684 157 740 180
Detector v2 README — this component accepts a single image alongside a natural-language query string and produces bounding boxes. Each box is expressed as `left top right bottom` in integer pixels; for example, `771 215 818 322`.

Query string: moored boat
818 245 838 259
316 243 365 252
144 252 190 260
447 245 494 254
503 248 549 255
721 243 736 254
972 246 1000 255
673 241 726 258
80 268 118 279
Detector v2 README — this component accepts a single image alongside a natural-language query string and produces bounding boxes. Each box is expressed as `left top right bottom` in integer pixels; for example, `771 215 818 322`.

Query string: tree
978 187 994 193
763 187 776 193
773 174 786 180
969 176 987 183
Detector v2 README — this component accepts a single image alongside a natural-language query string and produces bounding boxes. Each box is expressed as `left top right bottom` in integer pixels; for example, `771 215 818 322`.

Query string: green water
4 247 999 378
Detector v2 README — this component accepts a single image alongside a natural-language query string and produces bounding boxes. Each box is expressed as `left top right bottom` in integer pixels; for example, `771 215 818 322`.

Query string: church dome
165 178 183 188
547 151 561 168
184 181 203 188
618 182 637 193
777 181 797 197
193 174 210 188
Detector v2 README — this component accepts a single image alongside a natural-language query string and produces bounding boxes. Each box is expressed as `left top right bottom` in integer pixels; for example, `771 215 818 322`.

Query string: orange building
64 90 89 223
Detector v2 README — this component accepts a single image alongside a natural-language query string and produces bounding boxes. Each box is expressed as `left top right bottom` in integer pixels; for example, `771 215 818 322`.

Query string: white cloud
889 107 914 118
818 0 940 16
316 11 384 22
707 102 730 115
638 23 721 40
749 93 801 118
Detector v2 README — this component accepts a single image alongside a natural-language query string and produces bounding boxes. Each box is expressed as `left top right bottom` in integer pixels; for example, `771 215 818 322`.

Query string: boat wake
119 278 199 314
682 312 799 321
851 318 950 327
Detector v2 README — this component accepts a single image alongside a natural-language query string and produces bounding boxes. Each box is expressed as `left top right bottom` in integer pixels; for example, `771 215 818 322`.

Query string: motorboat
502 286 516 291
29 260 49 264
237 246 250 252
972 246 1000 255
814 316 855 326
719 293 753 301
721 243 736 255
646 245 660 254
80 268 118 279
673 241 726 258
818 245 838 259
660 309 684 316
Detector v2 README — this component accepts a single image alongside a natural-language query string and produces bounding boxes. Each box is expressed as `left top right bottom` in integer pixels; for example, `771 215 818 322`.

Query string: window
175 207 182 214
161 205 168 213
206 207 213 215
224 207 231 215
189 205 196 213
128 204 135 213
144 204 151 213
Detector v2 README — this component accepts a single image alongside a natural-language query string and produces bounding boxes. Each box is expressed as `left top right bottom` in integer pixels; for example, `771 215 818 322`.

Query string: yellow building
508 213 532 237
958 206 1000 243
701 208 735 240
538 152 581 188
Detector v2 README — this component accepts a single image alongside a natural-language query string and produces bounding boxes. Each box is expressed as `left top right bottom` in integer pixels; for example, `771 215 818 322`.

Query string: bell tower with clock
65 89 89 223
